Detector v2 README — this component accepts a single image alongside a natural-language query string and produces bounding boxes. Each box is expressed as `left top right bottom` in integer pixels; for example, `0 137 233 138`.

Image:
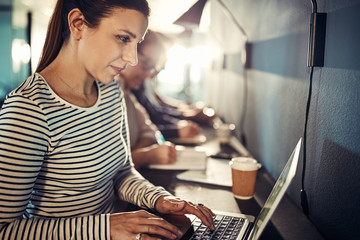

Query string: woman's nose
122 46 138 66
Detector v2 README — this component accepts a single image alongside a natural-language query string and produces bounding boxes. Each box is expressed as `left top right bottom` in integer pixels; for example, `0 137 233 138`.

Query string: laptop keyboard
189 214 245 240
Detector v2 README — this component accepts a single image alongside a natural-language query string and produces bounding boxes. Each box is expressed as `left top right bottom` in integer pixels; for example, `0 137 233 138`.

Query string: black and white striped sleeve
113 97 172 210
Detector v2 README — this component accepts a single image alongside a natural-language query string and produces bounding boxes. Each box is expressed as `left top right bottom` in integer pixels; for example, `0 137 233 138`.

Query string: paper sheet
176 158 233 187
147 146 207 170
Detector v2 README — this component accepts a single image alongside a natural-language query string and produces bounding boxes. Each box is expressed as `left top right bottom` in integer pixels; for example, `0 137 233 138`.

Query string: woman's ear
68 8 86 40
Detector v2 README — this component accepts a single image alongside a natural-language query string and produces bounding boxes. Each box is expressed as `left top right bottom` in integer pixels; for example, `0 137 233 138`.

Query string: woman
0 0 214 239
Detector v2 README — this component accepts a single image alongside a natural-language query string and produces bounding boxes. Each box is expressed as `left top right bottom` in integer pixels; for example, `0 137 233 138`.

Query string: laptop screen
248 138 302 240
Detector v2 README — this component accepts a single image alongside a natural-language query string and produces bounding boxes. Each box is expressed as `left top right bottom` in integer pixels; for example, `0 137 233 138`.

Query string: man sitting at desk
117 30 199 169
126 30 217 141
120 30 203 140
117 75 177 169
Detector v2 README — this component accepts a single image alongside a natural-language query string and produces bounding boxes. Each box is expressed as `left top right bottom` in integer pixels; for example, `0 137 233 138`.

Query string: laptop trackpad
148 214 195 240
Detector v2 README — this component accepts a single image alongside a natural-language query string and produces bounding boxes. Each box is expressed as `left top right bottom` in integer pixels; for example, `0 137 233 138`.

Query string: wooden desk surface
137 127 324 240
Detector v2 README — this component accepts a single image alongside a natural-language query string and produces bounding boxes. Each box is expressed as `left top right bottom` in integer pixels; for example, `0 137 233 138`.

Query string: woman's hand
177 120 201 138
148 142 177 165
110 210 183 240
132 142 176 169
155 196 215 231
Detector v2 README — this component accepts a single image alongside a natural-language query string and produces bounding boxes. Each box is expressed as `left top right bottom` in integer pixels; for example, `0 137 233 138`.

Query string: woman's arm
112 99 172 209
0 91 110 240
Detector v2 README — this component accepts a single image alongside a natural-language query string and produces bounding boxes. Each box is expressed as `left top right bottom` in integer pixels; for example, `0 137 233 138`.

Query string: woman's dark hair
36 0 150 72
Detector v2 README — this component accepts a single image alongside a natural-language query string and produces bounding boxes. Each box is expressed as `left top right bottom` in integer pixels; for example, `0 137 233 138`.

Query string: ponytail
36 0 65 72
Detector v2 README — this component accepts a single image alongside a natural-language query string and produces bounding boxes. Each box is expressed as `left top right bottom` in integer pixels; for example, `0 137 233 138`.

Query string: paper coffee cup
229 157 259 199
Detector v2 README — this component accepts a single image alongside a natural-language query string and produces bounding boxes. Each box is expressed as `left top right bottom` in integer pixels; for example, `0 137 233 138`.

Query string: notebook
147 146 207 170
175 137 252 187
166 138 302 240
176 157 233 187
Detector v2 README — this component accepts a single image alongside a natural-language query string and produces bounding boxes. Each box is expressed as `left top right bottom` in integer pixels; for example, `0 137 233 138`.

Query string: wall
205 0 360 239
0 0 30 103
0 3 13 100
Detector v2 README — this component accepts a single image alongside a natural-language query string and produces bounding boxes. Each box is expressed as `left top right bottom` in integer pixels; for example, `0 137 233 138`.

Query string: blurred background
1 0 360 239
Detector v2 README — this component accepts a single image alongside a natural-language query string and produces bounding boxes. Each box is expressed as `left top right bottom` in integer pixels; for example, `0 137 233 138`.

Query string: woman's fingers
110 210 182 240
195 203 215 228
154 144 177 164
184 202 215 230
135 222 181 240
169 145 177 163
138 215 182 234
155 196 216 231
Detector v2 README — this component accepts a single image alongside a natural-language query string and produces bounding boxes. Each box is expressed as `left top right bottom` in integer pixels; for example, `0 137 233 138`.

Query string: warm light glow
157 44 212 100
203 107 216 117
157 45 188 94
187 46 211 67
168 45 188 65
12 39 31 73
165 44 211 67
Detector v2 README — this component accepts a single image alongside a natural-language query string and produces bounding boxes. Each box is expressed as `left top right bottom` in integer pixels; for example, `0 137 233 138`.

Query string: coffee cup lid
230 157 259 171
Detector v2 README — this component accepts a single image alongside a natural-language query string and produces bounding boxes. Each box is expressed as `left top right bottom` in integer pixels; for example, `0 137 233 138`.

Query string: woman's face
120 42 162 90
78 7 148 84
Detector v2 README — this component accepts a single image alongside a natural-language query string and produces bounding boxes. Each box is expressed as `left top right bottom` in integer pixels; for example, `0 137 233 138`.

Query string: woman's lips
112 66 125 75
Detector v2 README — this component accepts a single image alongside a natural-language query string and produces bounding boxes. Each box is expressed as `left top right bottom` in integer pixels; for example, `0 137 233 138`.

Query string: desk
137 127 324 240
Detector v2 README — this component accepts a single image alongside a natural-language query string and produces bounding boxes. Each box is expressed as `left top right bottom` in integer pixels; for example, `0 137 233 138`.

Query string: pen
155 131 166 145
209 152 233 160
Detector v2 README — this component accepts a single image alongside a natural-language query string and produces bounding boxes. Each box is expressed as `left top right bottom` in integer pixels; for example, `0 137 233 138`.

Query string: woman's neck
39 46 98 108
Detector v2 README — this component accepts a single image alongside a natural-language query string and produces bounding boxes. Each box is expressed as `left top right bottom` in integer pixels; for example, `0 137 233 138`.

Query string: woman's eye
118 35 130 43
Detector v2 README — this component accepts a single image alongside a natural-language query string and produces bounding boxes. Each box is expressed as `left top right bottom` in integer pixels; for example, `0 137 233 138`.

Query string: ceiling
11 0 200 34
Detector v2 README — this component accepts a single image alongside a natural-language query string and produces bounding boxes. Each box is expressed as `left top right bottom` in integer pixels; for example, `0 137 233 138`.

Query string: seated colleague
131 32 216 129
120 30 201 139
0 1 215 239
117 76 177 169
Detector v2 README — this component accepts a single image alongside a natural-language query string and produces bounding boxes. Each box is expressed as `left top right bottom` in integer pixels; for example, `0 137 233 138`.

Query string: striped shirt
0 73 170 240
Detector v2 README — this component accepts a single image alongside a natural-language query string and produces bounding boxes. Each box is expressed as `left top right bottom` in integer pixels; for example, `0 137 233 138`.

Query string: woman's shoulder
8 73 49 99
1 73 56 114
0 74 50 120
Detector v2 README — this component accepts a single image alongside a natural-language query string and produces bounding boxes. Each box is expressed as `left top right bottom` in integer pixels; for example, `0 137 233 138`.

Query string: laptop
164 138 302 240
